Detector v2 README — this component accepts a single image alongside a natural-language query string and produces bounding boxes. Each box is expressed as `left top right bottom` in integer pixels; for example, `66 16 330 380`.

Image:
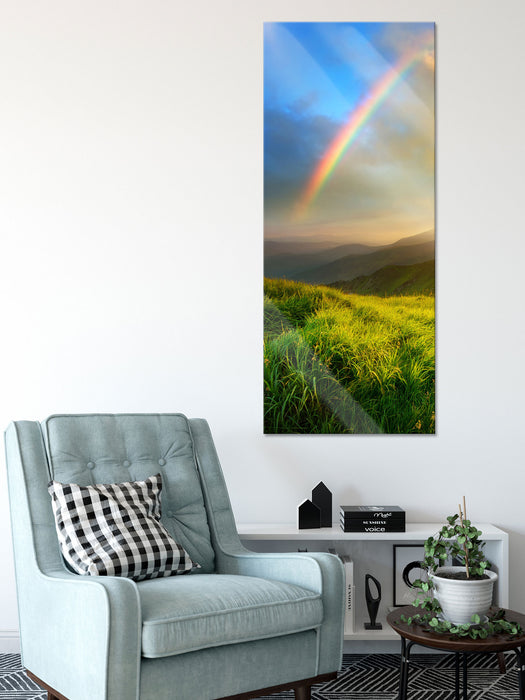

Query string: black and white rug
0 652 520 698
0 654 43 700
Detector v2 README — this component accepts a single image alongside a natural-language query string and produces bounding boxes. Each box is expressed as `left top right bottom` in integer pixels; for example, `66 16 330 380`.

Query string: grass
264 278 435 434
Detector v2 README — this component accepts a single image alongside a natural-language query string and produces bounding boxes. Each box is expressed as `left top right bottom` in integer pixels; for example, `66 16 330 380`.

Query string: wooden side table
387 606 525 699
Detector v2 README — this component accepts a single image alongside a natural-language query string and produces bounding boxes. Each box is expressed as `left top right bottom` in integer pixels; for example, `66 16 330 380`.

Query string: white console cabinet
237 523 509 642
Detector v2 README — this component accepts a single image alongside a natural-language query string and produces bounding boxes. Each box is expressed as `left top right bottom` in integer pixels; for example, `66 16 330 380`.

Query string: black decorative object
364 574 382 630
402 560 423 587
297 499 321 529
393 544 426 606
312 482 332 527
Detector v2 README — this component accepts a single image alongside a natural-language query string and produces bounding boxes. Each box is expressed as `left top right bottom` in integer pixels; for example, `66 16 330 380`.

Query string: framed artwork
264 22 435 434
393 544 427 607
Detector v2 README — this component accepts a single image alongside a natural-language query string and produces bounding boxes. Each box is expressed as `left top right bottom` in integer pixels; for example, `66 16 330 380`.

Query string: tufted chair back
42 413 216 572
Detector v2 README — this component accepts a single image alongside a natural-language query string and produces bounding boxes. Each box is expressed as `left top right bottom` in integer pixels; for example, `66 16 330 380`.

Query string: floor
0 652 520 698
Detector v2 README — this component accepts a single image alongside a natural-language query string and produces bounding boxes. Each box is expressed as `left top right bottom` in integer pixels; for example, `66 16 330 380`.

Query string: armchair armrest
22 569 141 700
218 547 323 590
218 547 344 675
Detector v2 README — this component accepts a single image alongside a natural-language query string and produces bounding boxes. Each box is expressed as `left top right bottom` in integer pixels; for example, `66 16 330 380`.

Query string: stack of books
329 549 354 634
340 554 355 635
340 505 405 533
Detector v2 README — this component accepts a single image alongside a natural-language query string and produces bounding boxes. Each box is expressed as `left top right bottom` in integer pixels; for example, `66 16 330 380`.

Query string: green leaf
471 614 481 624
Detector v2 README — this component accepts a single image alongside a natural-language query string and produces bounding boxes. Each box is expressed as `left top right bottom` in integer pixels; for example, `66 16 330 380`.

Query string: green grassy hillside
331 259 435 296
264 278 435 434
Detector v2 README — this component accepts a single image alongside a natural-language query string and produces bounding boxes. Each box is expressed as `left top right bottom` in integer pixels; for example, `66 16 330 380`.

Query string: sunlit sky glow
264 22 435 246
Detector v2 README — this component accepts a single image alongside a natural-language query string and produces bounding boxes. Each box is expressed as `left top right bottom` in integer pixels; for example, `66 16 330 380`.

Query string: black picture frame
393 544 427 607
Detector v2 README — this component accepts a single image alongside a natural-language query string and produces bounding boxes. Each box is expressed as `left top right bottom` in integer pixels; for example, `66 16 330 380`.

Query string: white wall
1 0 524 651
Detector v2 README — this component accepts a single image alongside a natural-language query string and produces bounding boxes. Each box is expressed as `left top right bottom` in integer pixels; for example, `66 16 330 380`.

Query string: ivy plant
422 512 490 579
401 505 522 640
401 608 522 640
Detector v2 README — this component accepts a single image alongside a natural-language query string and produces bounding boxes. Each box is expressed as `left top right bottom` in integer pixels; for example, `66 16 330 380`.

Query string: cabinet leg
514 646 525 700
462 652 468 700
397 637 406 700
397 638 414 700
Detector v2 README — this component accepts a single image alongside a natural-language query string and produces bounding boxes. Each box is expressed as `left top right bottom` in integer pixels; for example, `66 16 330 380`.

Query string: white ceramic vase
429 566 497 625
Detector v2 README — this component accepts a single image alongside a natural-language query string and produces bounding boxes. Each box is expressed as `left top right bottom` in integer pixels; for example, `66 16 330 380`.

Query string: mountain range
264 230 434 285
330 259 435 296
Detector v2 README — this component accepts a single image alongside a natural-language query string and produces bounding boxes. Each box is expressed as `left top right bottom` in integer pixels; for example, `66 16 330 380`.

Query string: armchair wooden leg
25 670 68 700
294 684 312 700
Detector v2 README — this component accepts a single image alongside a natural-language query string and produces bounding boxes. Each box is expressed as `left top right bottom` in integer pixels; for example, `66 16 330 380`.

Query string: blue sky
264 22 435 246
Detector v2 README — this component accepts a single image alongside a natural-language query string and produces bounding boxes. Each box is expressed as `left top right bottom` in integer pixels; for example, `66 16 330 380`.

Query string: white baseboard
0 631 21 654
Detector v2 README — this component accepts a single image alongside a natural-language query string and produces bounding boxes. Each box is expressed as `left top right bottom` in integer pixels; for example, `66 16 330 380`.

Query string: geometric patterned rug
0 655 45 700
258 653 521 700
0 652 520 699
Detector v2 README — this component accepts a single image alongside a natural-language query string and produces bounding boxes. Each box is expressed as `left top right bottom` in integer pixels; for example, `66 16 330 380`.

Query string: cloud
374 23 435 109
264 107 340 220
265 94 434 243
374 22 434 60
264 22 435 244
315 112 434 234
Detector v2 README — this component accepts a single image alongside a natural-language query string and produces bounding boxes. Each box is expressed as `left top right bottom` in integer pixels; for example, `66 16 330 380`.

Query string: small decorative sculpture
297 499 321 529
311 482 332 528
364 574 383 630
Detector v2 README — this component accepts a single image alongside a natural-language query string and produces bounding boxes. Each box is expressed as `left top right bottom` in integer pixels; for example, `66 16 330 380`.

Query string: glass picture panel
264 22 435 434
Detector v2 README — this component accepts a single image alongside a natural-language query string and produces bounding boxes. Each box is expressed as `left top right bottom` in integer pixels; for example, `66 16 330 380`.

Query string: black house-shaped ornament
297 499 321 530
312 481 332 528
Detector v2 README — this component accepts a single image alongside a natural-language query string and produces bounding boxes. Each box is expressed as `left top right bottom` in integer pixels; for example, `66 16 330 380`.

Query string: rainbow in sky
293 38 434 221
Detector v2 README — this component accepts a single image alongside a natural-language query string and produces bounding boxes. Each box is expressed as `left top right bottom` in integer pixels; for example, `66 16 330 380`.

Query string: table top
236 523 507 541
387 606 525 653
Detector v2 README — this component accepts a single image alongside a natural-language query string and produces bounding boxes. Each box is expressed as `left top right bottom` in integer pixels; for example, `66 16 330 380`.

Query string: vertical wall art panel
264 22 435 434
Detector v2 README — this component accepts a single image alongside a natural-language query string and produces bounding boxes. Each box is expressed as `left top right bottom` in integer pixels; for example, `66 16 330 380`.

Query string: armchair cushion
137 574 323 658
48 474 199 581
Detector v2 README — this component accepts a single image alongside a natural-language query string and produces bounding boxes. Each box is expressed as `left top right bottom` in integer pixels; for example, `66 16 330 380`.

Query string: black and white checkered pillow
48 473 200 581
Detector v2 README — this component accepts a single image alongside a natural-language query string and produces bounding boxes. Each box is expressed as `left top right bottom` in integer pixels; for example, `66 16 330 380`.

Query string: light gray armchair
5 414 344 700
